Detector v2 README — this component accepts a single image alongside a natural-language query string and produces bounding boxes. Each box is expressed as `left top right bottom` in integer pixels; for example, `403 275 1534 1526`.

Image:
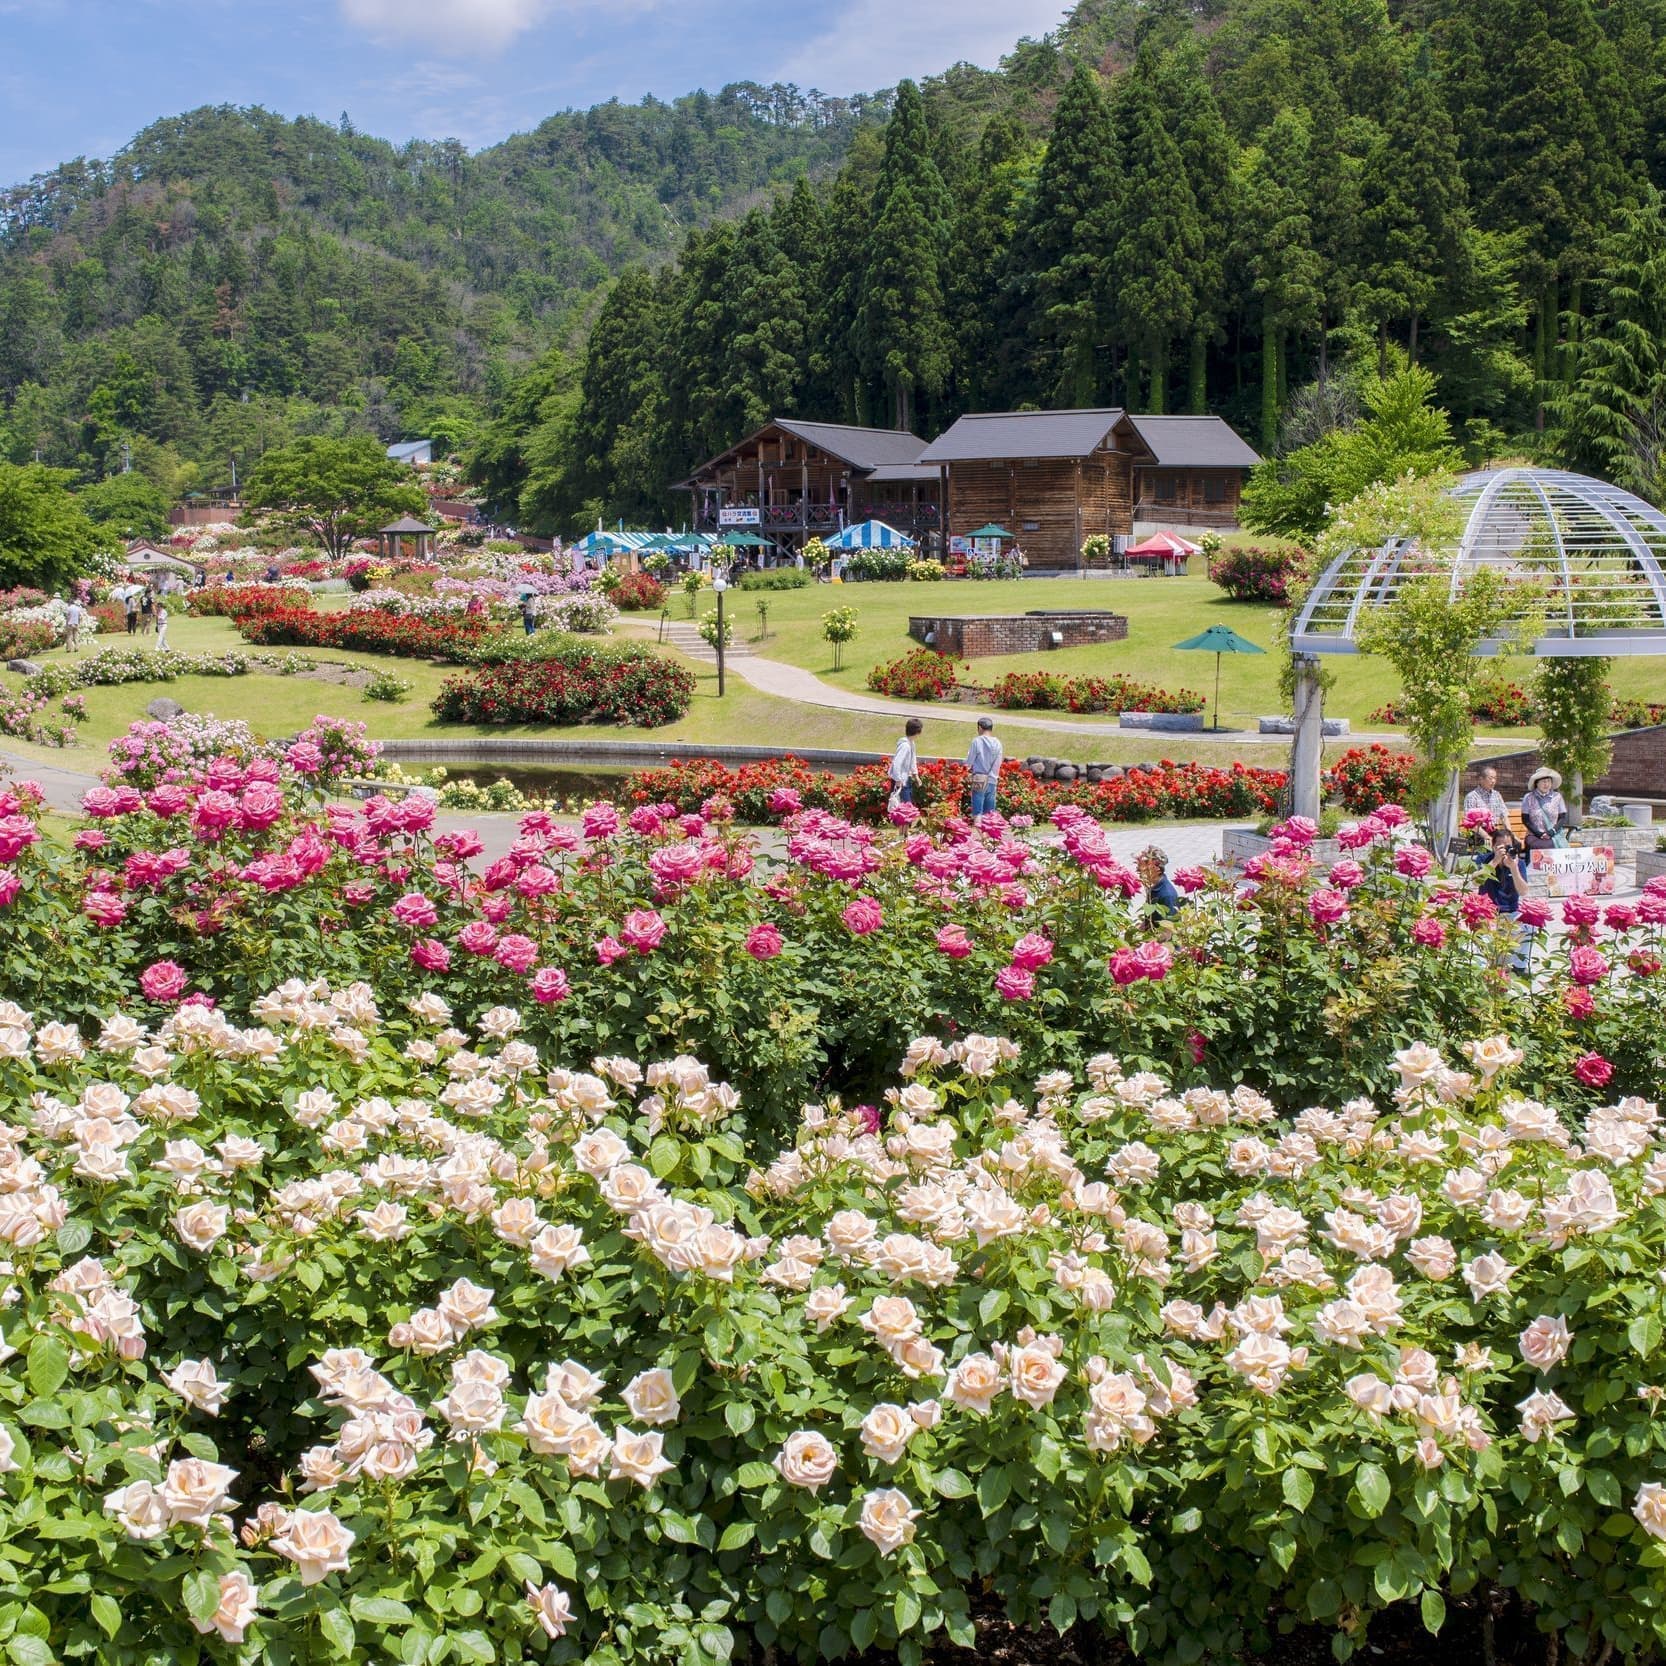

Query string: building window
1151 471 1179 504
1202 474 1230 504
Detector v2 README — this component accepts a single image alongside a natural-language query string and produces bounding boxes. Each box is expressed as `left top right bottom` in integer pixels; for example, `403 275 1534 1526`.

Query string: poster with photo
1529 846 1616 897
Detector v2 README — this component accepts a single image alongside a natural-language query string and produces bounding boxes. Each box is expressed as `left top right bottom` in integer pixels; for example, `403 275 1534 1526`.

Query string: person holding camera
1475 827 1533 973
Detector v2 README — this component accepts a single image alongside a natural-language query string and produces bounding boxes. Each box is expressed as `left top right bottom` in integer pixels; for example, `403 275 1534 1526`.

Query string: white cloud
340 0 556 53
773 0 1068 95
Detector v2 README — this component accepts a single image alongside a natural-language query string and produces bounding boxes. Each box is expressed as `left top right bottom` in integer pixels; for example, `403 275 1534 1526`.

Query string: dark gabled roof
678 419 928 487
774 419 928 470
918 408 1262 467
918 409 1126 463
863 463 942 484
379 515 436 533
1124 415 1261 468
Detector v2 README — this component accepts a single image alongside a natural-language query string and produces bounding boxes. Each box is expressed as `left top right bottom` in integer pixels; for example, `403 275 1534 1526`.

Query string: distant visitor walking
62 597 84 654
965 715 1002 818
153 602 170 653
888 718 923 810
522 598 537 636
140 589 154 634
125 592 139 635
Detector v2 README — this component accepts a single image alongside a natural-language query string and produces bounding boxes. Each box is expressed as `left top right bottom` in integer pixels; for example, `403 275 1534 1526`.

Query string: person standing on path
966 714 1003 818
521 597 537 636
140 589 154 634
153 601 170 654
124 592 139 635
889 718 923 809
62 597 84 654
1522 767 1569 849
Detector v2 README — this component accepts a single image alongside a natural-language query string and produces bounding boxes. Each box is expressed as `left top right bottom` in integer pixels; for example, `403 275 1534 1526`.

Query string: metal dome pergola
1291 467 1666 658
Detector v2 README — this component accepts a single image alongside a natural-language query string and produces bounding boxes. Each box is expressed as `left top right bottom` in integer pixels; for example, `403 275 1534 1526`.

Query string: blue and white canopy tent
822 520 916 550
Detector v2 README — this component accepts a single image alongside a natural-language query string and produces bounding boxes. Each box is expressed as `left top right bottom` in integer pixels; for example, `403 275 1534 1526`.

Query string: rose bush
987 672 1206 716
0 966 1665 1664
431 644 696 728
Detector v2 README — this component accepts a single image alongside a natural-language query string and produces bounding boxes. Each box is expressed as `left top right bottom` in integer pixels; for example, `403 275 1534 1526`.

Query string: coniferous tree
1552 185 1666 495
1354 72 1471 367
946 115 1035 412
1156 44 1236 411
813 130 883 423
1020 63 1119 405
856 83 953 430
729 211 807 428
1235 109 1324 451
1109 53 1201 412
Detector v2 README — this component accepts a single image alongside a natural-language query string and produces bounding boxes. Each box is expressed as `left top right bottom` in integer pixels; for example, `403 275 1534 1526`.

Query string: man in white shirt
966 715 1003 818
889 718 923 807
62 597 84 654
1463 764 1511 833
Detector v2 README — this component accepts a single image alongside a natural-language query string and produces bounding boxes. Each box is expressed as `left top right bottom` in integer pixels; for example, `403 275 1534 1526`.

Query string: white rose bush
0 726 1664 1658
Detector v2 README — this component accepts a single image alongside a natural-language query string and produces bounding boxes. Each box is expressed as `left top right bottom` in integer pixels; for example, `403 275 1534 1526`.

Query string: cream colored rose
160 1457 239 1527
397 1309 456 1355
104 1479 171 1540
1519 1315 1572 1370
173 1202 229 1253
525 1581 574 1639
572 1128 630 1178
437 1379 506 1434
609 1428 673 1489
272 1507 355 1585
858 1487 920 1556
517 1391 588 1455
1634 1482 1666 1540
601 1162 662 1213
545 1360 606 1408
1462 1252 1515 1300
804 1283 851 1331
164 1358 229 1415
891 1336 946 1380
298 1446 347 1491
824 1210 878 1258
490 1197 542 1247
528 1223 589 1279
564 1420 612 1477
859 1295 922 1346
942 1351 1002 1414
436 1278 497 1333
356 1201 410 1242
189 1570 259 1644
1007 1342 1066 1409
688 1224 746 1282
623 1368 681 1427
775 1430 838 1491
1405 1235 1456 1280
859 1403 916 1464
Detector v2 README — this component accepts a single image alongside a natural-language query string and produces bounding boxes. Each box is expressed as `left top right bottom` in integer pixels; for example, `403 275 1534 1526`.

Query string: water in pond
398 762 635 807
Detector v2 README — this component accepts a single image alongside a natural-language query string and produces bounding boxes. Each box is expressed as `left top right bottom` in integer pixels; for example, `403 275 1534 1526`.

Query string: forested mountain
7 0 1666 535
0 90 880 488
488 0 1666 534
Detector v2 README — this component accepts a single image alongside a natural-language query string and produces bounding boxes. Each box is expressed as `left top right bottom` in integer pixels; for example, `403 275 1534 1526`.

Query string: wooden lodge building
674 409 1258 567
675 419 941 554
917 409 1261 571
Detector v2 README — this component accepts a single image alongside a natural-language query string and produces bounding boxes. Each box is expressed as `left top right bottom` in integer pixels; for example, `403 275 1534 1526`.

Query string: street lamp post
713 566 729 698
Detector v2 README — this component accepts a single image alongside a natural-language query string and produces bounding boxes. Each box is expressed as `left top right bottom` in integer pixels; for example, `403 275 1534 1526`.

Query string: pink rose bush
0 981 1663 1661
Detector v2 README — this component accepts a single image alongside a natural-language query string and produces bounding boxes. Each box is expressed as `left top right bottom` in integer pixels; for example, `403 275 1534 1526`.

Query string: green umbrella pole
1214 651 1222 732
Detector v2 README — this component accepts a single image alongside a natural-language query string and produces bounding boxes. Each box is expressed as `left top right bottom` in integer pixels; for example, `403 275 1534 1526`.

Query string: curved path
643 620 1404 747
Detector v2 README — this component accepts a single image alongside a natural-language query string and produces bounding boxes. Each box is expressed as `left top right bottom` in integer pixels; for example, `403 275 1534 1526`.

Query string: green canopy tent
966 524 1014 541
1173 623 1266 732
717 531 773 548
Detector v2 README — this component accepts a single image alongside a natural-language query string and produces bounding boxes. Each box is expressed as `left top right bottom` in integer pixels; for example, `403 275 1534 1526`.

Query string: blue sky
0 0 1071 184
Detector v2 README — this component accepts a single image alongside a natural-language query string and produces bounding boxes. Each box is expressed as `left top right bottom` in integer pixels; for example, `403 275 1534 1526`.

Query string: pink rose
582 803 620 841
620 909 667 954
995 965 1035 1001
494 934 538 973
1132 940 1173 982
936 925 973 959
458 921 498 956
842 897 883 936
1411 915 1446 949
411 938 451 972
1395 846 1433 878
768 787 802 815
1517 896 1552 928
1308 889 1349 925
1108 949 1142 986
1573 1052 1613 1089
391 893 438 929
1009 931 1054 971
1562 895 1599 928
1564 987 1595 1019
595 935 628 965
530 967 571 1004
1568 946 1609 986
1328 861 1365 891
744 924 783 960
1459 893 1497 927
139 961 187 1003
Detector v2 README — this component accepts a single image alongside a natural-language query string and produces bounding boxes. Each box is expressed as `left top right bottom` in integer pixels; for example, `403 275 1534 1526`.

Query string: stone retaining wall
1468 725 1666 802
908 611 1128 659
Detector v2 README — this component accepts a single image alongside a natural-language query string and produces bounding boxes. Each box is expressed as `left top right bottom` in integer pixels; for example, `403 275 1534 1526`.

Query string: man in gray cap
966 714 1003 819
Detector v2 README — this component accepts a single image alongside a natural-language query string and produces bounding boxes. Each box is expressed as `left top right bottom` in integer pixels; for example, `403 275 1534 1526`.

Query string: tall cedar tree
729 211 808 430
856 83 953 431
1552 185 1666 495
1109 52 1202 413
1235 109 1324 450
1154 44 1236 411
813 130 883 423
946 115 1034 413
1021 63 1119 406
1353 72 1472 368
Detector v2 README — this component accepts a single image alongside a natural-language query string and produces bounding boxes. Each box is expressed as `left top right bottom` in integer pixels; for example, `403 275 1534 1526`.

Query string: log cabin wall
945 453 1137 569
1132 466 1243 528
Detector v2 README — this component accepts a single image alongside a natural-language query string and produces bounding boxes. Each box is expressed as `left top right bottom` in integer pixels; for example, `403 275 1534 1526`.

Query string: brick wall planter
1635 848 1666 885
908 611 1128 659
1222 829 1347 868
1119 712 1205 732
1570 827 1659 856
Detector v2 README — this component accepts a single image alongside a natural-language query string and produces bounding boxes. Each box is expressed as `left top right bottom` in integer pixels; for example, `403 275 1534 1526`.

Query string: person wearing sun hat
1521 765 1569 850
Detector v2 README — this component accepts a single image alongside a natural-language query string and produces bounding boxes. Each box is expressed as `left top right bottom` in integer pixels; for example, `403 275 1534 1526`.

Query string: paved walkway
632 619 1406 748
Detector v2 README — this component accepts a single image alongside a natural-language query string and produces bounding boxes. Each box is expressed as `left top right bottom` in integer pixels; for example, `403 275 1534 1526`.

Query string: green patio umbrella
1173 623 1266 732
718 531 773 548
966 523 1014 540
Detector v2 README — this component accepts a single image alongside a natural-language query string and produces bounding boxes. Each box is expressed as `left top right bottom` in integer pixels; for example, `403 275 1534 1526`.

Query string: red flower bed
432 643 695 728
1323 745 1417 813
989 671 1206 715
1207 543 1311 604
610 572 670 612
187 584 306 620
0 618 55 659
866 649 964 700
238 605 500 661
626 755 1287 825
1609 696 1666 729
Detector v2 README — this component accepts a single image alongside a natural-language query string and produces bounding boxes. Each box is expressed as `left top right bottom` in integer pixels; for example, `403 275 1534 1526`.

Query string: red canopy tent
1125 531 1201 574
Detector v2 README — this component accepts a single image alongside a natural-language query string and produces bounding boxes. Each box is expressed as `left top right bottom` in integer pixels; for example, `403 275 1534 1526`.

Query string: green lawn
710 572 1662 737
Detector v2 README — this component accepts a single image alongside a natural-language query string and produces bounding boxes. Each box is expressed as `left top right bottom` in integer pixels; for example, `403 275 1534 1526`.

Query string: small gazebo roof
379 515 435 534
1291 467 1666 659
